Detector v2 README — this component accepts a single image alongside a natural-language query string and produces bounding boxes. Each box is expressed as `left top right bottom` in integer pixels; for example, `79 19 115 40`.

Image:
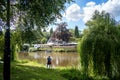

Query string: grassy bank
29 46 77 52
0 61 81 80
0 61 109 80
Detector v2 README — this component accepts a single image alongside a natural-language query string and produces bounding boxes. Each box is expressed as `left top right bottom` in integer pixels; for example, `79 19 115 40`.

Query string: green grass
12 61 69 80
0 61 67 80
0 60 110 80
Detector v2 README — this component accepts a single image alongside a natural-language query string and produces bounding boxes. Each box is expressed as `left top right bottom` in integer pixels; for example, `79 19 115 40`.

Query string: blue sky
49 0 120 31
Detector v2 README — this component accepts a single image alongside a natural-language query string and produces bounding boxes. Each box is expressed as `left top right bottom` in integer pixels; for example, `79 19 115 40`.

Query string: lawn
0 60 109 80
0 61 67 80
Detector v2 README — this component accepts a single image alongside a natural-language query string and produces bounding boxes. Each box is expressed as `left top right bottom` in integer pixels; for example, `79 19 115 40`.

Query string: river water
18 51 80 68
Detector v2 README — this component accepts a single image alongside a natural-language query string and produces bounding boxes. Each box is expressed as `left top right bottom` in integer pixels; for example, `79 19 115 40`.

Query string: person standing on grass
47 56 52 68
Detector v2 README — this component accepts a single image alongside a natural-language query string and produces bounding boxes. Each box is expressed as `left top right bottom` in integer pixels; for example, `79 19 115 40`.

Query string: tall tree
0 0 73 80
4 0 10 80
50 28 53 36
74 26 79 38
49 22 71 43
0 0 73 58
78 10 120 79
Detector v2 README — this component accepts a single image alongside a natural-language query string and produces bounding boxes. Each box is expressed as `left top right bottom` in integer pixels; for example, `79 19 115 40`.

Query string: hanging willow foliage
78 10 120 79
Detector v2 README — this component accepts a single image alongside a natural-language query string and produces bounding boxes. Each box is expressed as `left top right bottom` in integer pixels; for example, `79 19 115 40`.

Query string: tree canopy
0 0 73 59
18 0 73 30
48 22 71 43
0 0 73 44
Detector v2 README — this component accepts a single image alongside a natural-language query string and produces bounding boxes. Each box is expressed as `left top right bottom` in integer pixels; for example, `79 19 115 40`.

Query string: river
18 51 80 68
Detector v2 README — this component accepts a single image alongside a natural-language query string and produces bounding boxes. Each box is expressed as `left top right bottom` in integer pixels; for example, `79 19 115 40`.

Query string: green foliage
50 28 53 36
11 31 22 61
74 26 80 38
0 0 73 62
41 37 47 44
0 34 4 60
43 31 50 41
0 0 6 21
19 0 73 30
21 30 37 44
78 35 92 75
78 10 120 79
69 27 82 42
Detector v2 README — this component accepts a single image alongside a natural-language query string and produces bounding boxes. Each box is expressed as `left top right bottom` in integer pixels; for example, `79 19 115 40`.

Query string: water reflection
19 51 80 68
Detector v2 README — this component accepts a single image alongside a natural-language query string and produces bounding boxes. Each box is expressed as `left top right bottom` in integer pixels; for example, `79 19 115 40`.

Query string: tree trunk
3 0 10 80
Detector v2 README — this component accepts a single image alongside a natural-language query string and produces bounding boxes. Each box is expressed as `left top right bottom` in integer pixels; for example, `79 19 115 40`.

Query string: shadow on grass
11 62 94 80
1 62 109 80
11 63 67 80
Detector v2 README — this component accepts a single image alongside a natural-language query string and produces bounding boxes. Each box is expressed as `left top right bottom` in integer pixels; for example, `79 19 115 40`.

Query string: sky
49 0 120 31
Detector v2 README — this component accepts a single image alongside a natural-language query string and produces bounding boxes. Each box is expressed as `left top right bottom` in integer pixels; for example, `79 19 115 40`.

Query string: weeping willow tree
78 10 120 79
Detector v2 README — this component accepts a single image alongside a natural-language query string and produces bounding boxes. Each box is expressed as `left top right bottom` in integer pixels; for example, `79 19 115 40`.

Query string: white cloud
83 0 120 22
64 0 120 23
63 4 83 21
101 0 120 17
83 2 102 23
86 1 96 7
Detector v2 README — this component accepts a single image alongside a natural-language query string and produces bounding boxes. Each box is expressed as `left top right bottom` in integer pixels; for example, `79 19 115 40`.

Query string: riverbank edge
29 45 77 52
